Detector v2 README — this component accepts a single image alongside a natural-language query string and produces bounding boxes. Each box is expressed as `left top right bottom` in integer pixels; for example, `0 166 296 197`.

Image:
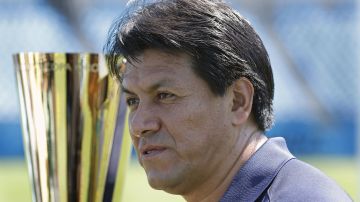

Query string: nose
129 104 160 138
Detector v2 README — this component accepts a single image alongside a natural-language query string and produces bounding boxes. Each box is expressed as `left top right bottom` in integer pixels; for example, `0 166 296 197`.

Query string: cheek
183 100 227 135
131 137 146 167
167 101 229 157
131 136 139 150
130 135 140 156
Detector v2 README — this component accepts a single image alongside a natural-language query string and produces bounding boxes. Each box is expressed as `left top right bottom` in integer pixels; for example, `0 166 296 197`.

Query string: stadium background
0 0 358 201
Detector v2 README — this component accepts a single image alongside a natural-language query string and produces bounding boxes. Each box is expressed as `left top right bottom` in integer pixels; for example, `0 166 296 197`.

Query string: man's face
122 49 237 194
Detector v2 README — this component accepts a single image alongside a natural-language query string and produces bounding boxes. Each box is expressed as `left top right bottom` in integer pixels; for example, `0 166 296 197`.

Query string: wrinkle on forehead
121 49 194 91
124 49 192 73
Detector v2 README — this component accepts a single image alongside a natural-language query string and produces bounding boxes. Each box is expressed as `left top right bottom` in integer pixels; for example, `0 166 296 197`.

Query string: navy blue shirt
220 137 352 202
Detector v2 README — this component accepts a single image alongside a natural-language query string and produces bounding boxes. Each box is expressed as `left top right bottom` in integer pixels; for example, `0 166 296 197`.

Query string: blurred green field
0 157 357 202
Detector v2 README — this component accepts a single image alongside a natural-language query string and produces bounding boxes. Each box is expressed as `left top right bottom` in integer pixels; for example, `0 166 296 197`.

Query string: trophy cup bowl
13 53 131 202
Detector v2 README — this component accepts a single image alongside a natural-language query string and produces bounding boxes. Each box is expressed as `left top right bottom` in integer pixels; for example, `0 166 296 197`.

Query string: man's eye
126 97 139 107
158 92 175 100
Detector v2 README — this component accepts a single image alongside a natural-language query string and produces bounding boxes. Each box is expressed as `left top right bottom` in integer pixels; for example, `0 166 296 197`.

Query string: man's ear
231 78 254 125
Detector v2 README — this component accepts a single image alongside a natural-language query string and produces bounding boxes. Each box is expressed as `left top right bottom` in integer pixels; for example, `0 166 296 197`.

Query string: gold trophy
13 53 131 202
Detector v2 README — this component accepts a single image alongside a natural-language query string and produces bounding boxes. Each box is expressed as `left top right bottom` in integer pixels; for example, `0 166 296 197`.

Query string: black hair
104 0 274 130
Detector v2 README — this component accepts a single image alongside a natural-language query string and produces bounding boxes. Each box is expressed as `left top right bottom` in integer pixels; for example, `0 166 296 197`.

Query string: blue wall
0 119 356 157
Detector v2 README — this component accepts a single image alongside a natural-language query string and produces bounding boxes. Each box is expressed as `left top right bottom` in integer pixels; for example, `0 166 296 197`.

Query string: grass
0 157 357 202
300 156 358 201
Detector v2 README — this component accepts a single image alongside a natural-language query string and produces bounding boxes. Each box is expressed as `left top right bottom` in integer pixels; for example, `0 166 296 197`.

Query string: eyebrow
121 85 134 95
121 79 175 95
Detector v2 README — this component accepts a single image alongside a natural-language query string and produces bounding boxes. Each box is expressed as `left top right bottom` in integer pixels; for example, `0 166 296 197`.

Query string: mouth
140 145 167 159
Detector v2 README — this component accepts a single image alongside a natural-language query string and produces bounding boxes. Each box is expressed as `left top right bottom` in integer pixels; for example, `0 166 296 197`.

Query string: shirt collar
220 137 295 202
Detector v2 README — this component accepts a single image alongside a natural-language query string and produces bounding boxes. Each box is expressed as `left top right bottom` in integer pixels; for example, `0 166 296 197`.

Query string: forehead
122 49 195 87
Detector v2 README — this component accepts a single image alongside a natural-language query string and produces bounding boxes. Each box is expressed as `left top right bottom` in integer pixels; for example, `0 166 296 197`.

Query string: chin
147 174 168 190
146 173 183 194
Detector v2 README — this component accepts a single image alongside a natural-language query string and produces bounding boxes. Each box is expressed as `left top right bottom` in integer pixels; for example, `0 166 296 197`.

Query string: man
105 0 352 201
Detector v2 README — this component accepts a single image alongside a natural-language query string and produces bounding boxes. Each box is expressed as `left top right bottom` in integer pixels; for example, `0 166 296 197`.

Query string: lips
140 145 166 159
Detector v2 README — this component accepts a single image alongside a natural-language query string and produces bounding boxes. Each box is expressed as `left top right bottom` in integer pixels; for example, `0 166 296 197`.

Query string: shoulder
266 158 352 202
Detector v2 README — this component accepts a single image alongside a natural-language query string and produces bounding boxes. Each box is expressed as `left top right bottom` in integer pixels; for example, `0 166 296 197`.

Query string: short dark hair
104 0 274 130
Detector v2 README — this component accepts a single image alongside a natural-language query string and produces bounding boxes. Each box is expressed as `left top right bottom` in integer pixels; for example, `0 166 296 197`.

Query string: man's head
105 0 274 199
105 0 274 131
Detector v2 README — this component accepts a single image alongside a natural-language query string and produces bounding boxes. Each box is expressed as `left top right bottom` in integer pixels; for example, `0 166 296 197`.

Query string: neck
183 126 267 202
